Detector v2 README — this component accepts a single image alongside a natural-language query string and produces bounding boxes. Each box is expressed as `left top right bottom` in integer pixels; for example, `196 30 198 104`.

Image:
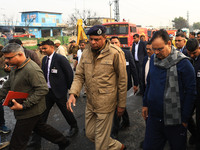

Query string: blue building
19 11 66 38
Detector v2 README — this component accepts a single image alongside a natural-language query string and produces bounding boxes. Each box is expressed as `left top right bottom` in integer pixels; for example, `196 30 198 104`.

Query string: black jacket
42 53 73 99
177 46 188 56
122 49 139 90
141 55 149 94
193 55 200 99
131 41 147 65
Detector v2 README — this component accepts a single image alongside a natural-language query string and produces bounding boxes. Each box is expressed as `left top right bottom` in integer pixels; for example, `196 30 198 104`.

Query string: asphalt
1 89 197 150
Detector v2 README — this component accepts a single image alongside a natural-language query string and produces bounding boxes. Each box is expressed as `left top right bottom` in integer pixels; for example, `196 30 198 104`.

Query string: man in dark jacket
110 36 139 139
141 41 154 95
132 34 147 95
143 29 196 150
186 38 200 149
29 39 78 149
175 32 188 56
0 43 70 150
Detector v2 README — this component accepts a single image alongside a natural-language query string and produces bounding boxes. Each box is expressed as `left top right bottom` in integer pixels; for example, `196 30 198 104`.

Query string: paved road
2 89 197 150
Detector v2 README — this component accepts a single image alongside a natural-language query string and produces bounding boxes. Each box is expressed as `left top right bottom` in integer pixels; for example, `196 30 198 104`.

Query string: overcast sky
1 0 199 27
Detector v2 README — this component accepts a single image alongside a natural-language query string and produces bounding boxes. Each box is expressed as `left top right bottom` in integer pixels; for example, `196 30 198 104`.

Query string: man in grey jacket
0 43 70 150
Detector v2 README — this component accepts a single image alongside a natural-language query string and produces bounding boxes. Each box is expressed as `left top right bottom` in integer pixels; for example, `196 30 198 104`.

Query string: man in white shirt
74 41 86 70
131 34 147 95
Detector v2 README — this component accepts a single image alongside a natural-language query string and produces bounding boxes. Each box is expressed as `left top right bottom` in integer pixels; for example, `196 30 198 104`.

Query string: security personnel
186 38 200 149
68 40 79 59
110 36 139 139
67 25 127 150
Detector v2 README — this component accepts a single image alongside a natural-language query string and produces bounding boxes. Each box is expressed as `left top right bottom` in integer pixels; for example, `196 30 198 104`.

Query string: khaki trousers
85 107 122 150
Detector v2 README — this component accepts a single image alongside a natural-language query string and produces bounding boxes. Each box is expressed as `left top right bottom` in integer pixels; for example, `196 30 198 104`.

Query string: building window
42 18 45 23
56 19 59 23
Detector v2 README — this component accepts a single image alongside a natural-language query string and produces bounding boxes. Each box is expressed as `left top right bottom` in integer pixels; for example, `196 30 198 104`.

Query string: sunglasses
146 48 152 51
175 39 184 42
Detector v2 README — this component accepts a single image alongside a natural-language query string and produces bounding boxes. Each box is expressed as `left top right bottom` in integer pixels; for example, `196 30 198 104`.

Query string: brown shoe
120 144 126 150
0 141 9 149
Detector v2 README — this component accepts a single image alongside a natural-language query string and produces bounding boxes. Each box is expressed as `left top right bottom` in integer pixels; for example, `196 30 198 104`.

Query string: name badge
126 62 129 66
51 69 58 74
197 71 200 77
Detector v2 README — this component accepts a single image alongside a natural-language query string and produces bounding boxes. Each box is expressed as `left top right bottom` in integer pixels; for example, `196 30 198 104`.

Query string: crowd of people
0 25 200 150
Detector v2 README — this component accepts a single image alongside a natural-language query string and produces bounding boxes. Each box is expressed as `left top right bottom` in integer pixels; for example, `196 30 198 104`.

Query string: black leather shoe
66 127 79 137
59 140 70 150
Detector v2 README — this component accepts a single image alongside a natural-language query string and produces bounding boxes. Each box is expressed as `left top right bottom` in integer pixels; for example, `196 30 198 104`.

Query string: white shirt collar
48 52 55 60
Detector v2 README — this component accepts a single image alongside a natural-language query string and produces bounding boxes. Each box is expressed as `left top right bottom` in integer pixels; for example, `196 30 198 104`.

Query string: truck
13 33 35 38
102 22 137 49
102 22 149 49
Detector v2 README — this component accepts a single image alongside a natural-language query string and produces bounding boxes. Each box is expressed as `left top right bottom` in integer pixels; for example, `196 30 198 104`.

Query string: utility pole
109 1 113 22
187 11 189 27
114 0 120 22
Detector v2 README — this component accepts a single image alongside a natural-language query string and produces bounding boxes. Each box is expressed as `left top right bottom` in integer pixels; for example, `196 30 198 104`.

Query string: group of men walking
0 24 200 150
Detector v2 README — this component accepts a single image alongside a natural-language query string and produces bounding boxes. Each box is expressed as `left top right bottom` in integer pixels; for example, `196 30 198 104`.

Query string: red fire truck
102 22 137 49
103 22 149 49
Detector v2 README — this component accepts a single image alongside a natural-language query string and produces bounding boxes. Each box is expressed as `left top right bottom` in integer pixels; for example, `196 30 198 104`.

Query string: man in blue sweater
142 29 196 150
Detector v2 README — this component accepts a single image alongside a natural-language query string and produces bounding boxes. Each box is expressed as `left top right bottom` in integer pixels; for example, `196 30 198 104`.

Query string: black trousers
9 114 69 150
143 117 187 150
135 61 143 92
111 108 130 135
0 103 5 126
31 89 77 145
44 89 77 127
196 99 200 149
188 104 197 138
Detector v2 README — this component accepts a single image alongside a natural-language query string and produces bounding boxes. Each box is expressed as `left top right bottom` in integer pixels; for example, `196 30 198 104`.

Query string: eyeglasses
175 39 184 42
152 47 164 51
4 53 19 60
146 48 152 51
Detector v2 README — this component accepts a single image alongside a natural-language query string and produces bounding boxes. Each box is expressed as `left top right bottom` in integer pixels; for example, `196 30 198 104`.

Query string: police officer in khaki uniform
67 25 127 150
68 40 79 59
68 40 79 69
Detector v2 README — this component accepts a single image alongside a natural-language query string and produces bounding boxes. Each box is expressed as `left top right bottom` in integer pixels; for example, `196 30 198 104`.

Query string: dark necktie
44 57 49 81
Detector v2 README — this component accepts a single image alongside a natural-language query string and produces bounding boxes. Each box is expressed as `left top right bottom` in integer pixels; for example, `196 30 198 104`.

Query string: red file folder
2 91 29 106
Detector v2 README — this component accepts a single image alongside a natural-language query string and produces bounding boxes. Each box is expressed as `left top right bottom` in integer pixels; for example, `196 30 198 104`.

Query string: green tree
193 22 200 30
172 17 189 29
